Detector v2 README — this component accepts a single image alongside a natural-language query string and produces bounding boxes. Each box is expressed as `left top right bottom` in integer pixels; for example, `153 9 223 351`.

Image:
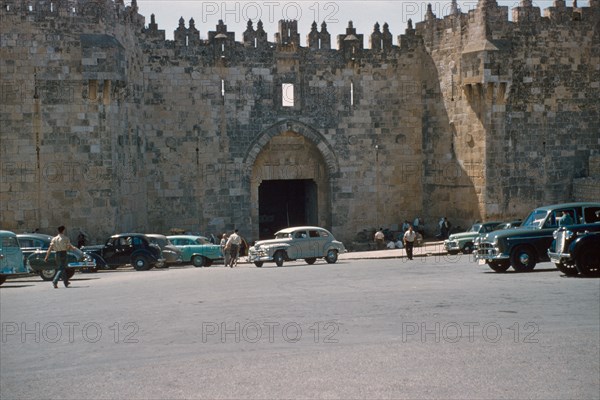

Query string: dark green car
474 202 600 272
28 248 97 281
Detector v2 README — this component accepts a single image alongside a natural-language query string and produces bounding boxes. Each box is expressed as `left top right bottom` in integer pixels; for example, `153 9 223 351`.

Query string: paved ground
1 251 599 399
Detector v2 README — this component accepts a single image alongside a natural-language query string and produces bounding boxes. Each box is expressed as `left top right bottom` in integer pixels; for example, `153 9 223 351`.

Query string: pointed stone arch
243 119 339 175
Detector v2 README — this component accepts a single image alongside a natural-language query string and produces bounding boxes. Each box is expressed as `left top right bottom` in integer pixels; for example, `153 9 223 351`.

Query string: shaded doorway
258 179 318 239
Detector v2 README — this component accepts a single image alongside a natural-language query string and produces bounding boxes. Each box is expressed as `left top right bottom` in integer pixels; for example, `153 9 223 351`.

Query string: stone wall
1 0 599 245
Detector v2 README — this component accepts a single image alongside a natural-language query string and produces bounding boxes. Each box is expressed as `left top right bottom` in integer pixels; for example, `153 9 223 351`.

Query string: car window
583 207 600 223
2 236 20 249
294 231 307 239
19 238 34 247
195 237 209 245
469 224 481 233
522 210 549 228
132 237 144 247
275 232 291 239
309 230 320 238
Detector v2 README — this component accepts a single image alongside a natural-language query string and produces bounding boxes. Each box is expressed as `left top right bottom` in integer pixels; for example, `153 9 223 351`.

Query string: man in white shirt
44 225 77 288
403 225 417 260
225 229 242 267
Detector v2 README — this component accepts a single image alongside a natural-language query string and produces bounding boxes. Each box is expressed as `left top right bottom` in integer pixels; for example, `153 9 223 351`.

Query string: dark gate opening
258 179 318 239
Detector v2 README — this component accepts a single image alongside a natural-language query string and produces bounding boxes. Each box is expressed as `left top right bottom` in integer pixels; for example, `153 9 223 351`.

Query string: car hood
481 227 539 242
447 231 478 241
253 238 291 248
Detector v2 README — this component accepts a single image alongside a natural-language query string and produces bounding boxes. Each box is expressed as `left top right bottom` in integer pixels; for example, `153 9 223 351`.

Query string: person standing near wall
374 228 385 250
220 233 231 267
225 229 242 268
44 225 77 288
403 225 417 260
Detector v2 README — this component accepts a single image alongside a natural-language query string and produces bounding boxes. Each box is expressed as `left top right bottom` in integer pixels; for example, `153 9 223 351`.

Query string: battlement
1 0 144 27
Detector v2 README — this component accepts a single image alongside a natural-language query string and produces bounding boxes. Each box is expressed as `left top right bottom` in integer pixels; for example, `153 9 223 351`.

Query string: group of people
220 229 243 268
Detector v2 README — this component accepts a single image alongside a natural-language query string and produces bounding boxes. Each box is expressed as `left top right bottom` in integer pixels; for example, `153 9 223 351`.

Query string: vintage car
83 233 165 271
474 220 522 251
548 222 600 277
248 226 346 267
444 222 502 255
146 234 183 266
0 230 29 285
28 248 97 281
475 202 600 272
167 235 223 267
17 233 54 267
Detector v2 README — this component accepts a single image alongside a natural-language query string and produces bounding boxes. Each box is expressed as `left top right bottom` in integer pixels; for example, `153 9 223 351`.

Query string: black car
549 223 600 277
83 233 165 271
475 202 600 272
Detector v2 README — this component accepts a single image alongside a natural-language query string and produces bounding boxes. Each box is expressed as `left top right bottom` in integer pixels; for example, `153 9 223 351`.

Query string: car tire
132 256 151 271
462 243 474 255
488 261 510 273
254 261 263 268
305 258 317 265
575 248 600 277
555 262 579 276
325 249 338 264
273 251 285 267
39 269 56 281
511 246 537 272
191 255 206 268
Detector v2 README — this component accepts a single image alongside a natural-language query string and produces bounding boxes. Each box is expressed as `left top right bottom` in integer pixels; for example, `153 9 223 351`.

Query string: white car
248 226 346 267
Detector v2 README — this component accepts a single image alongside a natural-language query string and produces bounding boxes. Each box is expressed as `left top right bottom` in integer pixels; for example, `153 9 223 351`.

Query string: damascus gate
1 0 599 245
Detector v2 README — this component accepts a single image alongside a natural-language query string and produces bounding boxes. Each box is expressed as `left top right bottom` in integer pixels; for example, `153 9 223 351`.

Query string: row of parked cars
0 226 347 284
444 202 600 276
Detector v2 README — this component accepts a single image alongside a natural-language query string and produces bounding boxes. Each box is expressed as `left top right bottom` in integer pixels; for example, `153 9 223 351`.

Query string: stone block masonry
1 0 598 246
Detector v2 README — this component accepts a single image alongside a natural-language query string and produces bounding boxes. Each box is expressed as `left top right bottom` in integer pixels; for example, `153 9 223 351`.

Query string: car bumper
474 250 509 261
444 241 460 252
248 253 273 263
548 250 571 265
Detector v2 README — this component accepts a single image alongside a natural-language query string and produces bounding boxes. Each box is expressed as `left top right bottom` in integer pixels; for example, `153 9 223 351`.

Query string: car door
289 230 309 259
307 229 324 257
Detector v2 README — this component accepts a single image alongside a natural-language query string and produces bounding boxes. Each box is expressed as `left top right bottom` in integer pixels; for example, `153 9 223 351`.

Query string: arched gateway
244 120 339 240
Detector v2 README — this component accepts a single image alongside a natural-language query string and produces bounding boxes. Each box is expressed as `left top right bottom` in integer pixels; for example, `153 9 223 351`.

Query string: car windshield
151 237 167 247
195 237 210 245
275 232 291 239
469 224 482 233
522 210 549 228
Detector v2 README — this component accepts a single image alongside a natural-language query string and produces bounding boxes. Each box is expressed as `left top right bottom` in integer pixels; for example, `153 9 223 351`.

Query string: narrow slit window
89 80 98 101
221 79 225 97
103 80 111 105
254 38 257 48
185 35 189 47
282 83 294 107
350 82 354 106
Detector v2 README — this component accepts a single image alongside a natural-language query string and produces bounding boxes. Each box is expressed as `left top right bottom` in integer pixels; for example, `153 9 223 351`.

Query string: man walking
225 229 241 268
45 225 77 288
403 225 417 261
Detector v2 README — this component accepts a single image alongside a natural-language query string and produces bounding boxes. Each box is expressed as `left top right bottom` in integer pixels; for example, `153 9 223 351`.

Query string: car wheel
575 248 600 277
132 256 151 271
191 255 206 268
555 262 579 276
273 251 285 267
305 258 317 265
488 261 510 273
39 269 56 281
254 262 264 268
511 246 537 272
325 249 338 264
462 243 474 254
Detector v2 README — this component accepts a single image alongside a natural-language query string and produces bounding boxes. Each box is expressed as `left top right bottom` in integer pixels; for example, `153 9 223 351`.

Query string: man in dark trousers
403 225 417 260
45 226 77 288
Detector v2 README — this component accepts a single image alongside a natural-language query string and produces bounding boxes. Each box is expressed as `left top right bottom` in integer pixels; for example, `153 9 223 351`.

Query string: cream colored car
248 226 346 267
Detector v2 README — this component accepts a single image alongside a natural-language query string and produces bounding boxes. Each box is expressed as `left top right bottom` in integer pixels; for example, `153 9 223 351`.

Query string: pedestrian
44 225 77 288
76 230 87 248
225 229 242 267
220 233 231 267
440 217 451 240
403 225 417 260
374 228 385 250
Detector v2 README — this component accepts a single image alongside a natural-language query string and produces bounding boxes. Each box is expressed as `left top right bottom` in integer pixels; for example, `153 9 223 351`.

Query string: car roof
146 234 167 239
167 235 210 240
275 226 331 234
109 233 148 238
16 233 53 240
533 202 600 211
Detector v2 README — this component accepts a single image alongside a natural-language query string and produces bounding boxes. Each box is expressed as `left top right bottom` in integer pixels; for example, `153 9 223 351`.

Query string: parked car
83 233 165 271
475 202 600 272
146 234 183 266
16 233 54 267
474 220 523 251
167 235 223 267
248 226 346 267
548 222 600 277
0 230 29 285
27 248 97 281
444 222 502 255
